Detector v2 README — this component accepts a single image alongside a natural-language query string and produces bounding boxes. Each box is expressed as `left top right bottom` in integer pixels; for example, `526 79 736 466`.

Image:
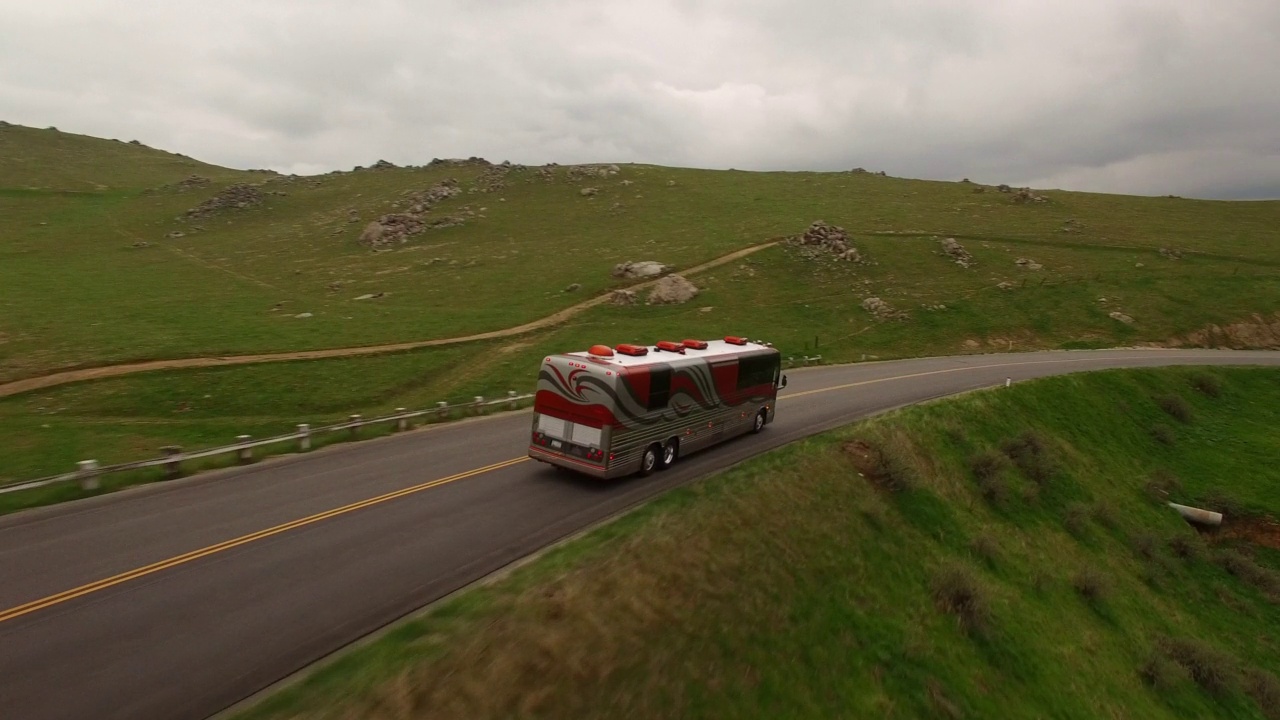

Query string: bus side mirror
779 374 788 388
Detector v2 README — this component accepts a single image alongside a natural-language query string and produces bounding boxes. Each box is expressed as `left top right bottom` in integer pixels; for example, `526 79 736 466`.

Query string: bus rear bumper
528 446 620 479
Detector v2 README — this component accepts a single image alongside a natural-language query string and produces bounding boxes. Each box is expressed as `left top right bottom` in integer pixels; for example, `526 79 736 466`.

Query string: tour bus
528 336 787 479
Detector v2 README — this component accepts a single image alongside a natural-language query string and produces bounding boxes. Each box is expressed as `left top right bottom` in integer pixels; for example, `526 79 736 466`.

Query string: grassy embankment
229 366 1280 720
2 122 1278 494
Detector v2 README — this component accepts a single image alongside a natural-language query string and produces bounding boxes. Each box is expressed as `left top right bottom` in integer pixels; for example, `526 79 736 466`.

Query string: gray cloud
1 0 1277 198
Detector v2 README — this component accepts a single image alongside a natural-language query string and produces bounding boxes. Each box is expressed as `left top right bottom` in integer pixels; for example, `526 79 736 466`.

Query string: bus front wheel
752 408 767 434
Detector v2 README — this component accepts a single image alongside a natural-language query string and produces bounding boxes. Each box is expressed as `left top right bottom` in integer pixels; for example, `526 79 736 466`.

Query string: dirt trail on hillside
0 241 782 399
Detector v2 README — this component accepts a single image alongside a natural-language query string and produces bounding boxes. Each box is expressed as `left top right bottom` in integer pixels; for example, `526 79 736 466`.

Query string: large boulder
612 260 670 279
646 275 699 305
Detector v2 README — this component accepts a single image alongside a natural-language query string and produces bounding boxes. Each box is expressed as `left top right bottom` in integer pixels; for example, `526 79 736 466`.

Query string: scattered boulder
997 281 1016 291
294 312 313 319
165 230 186 239
646 275 699 305
1159 247 1183 260
997 184 1012 193
185 183 265 218
370 159 397 170
580 187 598 197
130 241 151 249
1015 258 1043 271
354 293 386 301
939 237 974 268
1011 187 1048 203
791 221 867 262
611 261 670 279
861 297 909 320
566 164 620 182
564 283 581 293
972 186 986 193
1109 312 1135 325
610 289 638 305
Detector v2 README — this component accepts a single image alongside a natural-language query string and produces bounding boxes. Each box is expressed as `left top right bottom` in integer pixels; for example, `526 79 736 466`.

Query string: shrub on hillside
968 449 1007 481
1216 550 1280 598
1131 532 1160 560
969 533 1000 566
1167 533 1204 561
1159 636 1238 695
1143 469 1183 504
1064 503 1091 537
1155 394 1194 424
1139 652 1186 690
1189 372 1223 398
1150 423 1177 446
1072 568 1110 604
1000 431 1057 483
930 563 992 636
1245 669 1280 720
1091 502 1119 530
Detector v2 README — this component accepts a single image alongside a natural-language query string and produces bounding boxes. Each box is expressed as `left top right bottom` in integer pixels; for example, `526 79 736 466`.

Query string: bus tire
659 438 679 470
751 408 768 434
640 444 662 476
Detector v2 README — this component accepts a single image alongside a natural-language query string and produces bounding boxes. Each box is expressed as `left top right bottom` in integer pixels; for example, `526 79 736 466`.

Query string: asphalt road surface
2 349 1277 720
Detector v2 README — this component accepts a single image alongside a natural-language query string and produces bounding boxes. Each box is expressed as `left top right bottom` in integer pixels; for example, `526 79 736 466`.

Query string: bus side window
737 355 777 390
648 366 672 411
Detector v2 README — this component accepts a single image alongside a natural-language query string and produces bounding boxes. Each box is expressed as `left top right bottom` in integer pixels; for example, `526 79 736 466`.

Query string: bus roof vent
588 344 615 357
682 339 709 350
655 340 686 353
724 336 748 345
615 344 649 356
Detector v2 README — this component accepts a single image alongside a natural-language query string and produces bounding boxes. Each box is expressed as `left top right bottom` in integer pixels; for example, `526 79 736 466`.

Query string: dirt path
0 240 782 399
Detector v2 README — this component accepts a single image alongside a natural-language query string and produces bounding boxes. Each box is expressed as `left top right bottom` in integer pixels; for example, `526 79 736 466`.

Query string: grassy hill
232 366 1280 720
1 121 1278 486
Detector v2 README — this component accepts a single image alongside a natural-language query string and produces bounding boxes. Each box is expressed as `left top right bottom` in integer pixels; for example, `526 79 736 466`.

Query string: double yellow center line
0 457 528 624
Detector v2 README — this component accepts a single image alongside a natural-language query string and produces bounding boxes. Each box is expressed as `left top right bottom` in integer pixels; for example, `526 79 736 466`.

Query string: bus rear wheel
659 438 679 470
640 444 661 476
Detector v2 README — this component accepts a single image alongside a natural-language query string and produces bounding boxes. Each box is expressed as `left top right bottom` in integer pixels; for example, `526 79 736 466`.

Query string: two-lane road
1 349 1277 720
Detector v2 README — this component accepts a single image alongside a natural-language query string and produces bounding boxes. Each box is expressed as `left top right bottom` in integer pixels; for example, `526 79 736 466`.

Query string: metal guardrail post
507 391 518 410
77 459 101 490
237 436 253 463
437 401 449 419
297 424 311 451
473 396 484 416
348 415 361 438
162 446 183 479
395 408 408 431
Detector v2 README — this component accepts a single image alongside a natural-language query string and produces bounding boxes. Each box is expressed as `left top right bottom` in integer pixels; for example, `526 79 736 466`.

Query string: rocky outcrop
646 275 699 305
1015 257 1043 271
610 289 638 305
862 296 909 320
1178 313 1280 349
940 237 974 268
185 183 265 217
358 179 464 249
791 221 866 262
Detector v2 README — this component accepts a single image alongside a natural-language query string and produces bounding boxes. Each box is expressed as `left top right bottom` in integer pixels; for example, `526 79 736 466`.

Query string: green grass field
2 121 1278 489
229 367 1280 720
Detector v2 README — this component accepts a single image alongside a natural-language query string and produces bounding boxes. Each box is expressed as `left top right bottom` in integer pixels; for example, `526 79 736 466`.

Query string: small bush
1167 533 1204 561
1131 532 1159 560
1143 469 1183 503
1072 567 1109 603
1000 431 1057 484
1064 503 1091 537
1091 502 1119 529
1139 652 1185 691
969 533 1000 565
1245 669 1280 720
1160 637 1237 695
845 439 916 493
930 563 992 636
977 474 1009 506
1189 372 1223 398
1216 550 1280 597
1150 423 1176 446
1155 394 1194 424
969 449 1007 482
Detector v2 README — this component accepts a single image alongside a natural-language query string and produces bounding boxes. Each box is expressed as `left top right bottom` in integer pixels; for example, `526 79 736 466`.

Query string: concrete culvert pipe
1168 502 1224 526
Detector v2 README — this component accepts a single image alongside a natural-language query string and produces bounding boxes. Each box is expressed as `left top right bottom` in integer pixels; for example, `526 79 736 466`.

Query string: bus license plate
551 439 562 449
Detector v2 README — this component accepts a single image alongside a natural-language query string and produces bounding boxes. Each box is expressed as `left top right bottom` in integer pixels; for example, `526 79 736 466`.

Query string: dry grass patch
930 562 992 637
1000 431 1057 484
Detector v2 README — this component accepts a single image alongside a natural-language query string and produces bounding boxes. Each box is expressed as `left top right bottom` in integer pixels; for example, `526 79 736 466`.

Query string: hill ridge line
0 240 782 399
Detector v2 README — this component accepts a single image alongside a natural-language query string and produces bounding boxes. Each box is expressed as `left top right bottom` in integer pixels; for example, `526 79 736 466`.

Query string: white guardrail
1 392 534 496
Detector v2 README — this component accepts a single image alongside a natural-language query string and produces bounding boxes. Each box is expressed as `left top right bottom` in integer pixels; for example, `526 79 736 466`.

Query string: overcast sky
2 1 1278 198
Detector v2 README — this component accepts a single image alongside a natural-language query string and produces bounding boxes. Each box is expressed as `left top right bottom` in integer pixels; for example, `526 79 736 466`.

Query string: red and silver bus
528 336 787 478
